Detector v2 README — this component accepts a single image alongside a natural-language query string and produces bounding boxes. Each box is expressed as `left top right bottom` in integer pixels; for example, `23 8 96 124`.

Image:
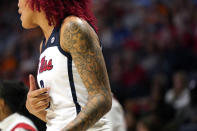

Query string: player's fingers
30 94 50 105
34 94 50 103
35 98 50 108
35 103 50 112
29 88 50 97
29 74 37 92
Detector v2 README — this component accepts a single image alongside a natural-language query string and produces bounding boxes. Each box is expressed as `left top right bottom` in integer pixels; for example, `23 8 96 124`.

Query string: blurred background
1 0 197 130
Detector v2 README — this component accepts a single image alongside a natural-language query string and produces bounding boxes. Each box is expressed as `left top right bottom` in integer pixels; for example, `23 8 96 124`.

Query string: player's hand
26 74 50 115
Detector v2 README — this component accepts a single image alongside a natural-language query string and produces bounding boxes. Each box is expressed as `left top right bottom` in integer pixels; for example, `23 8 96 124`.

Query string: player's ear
0 98 6 110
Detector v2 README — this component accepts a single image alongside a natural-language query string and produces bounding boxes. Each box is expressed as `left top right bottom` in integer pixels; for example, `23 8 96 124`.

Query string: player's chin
21 22 37 29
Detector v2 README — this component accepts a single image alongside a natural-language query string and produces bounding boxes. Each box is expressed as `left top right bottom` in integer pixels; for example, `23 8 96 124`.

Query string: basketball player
0 81 37 131
18 0 112 130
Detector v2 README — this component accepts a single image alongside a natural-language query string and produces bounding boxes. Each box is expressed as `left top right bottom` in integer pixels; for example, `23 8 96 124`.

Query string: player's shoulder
59 16 98 52
61 16 88 32
62 16 83 24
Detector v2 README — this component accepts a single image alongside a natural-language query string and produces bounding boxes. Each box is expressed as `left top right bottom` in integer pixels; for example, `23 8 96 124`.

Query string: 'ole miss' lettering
39 56 53 73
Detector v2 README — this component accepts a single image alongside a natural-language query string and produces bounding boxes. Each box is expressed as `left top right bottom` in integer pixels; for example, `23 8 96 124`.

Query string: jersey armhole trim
57 45 72 60
57 45 82 114
11 123 36 131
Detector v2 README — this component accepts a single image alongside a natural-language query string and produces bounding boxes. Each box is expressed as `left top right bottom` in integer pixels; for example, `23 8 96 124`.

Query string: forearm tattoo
61 20 112 131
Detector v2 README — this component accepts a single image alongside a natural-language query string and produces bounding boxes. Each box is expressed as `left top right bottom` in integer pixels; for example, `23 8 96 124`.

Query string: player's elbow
106 100 112 114
103 93 112 114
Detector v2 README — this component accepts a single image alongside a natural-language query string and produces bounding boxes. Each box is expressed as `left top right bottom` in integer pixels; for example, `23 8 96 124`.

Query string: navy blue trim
41 28 57 53
66 52 81 114
40 24 81 114
41 39 46 53
58 46 81 114
55 25 61 44
57 46 71 59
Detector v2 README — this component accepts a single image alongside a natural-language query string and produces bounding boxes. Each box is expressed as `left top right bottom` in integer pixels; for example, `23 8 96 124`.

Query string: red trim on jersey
11 123 36 131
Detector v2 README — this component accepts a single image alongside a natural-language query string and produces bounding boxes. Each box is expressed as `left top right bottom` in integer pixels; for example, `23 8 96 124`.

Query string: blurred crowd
1 0 197 130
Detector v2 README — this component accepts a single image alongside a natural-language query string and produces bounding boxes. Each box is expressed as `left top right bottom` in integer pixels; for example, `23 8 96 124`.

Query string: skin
0 99 12 121
18 0 54 41
60 17 112 131
18 0 112 130
26 75 49 122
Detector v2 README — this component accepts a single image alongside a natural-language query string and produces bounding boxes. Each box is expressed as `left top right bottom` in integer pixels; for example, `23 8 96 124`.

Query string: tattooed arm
60 16 112 131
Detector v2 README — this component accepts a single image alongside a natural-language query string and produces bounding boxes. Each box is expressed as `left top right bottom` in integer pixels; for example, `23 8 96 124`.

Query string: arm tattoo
61 20 112 131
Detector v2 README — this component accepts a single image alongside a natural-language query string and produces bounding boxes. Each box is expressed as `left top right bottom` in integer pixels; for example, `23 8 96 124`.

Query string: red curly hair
28 0 98 32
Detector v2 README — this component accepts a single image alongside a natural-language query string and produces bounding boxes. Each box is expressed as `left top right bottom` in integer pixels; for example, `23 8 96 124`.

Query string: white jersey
105 97 126 131
0 113 37 131
37 27 112 131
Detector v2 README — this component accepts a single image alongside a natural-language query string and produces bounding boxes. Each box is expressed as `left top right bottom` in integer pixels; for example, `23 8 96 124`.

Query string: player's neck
37 13 55 44
40 24 54 45
0 105 12 121
41 25 54 45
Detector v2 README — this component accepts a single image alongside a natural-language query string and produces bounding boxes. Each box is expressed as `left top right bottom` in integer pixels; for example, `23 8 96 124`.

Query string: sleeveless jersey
0 113 37 131
37 26 112 131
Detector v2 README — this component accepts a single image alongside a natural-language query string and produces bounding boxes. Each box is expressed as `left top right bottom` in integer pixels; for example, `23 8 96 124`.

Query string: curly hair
28 0 98 32
0 81 28 113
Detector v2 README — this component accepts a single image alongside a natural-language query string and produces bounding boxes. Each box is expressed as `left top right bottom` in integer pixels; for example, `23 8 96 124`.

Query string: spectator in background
175 79 197 131
121 49 146 89
136 116 160 131
165 71 190 110
124 73 175 131
0 80 37 131
121 48 147 99
149 73 175 126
